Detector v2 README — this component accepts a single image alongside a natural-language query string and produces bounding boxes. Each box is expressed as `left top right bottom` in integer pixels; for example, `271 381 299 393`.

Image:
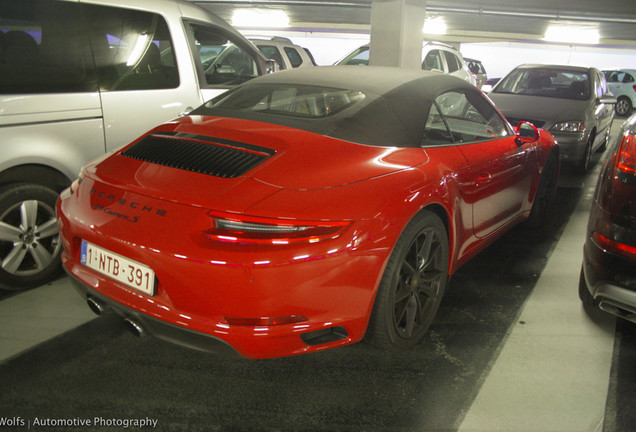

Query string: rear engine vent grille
122 132 275 178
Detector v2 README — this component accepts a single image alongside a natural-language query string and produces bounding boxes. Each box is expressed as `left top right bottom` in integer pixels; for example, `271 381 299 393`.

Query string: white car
336 41 475 85
604 69 636 117
250 37 317 70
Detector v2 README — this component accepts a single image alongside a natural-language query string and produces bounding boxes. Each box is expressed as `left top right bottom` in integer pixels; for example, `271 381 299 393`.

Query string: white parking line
458 163 617 432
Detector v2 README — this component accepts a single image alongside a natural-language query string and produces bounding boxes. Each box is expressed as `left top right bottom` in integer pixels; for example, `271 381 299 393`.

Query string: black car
580 113 636 322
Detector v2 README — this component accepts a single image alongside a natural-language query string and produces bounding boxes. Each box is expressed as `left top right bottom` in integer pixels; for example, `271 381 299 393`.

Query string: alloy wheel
0 199 60 277
392 226 446 339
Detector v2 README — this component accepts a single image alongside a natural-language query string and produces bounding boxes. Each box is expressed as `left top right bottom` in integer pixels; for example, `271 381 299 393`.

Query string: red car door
429 89 535 239
458 137 534 238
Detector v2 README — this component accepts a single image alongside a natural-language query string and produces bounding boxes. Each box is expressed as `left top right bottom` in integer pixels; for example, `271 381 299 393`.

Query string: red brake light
593 232 636 259
617 133 636 175
204 211 350 245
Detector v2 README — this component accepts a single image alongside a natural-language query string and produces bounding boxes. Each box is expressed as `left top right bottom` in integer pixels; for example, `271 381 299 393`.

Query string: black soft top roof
192 66 477 148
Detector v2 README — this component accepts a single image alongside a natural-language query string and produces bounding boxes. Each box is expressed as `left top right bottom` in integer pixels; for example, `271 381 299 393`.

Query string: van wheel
0 184 62 290
366 210 449 349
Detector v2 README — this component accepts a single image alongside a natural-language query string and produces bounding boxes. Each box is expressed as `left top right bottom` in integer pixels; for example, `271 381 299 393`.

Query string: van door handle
179 107 194 117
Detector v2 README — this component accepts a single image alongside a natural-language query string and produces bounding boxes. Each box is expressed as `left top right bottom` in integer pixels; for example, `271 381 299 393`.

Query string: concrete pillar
369 0 427 69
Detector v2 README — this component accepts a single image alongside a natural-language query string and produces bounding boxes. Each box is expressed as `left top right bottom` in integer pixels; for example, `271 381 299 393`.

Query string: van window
442 51 461 73
256 45 285 70
0 0 98 94
422 50 444 72
189 23 259 88
284 47 303 68
82 4 179 91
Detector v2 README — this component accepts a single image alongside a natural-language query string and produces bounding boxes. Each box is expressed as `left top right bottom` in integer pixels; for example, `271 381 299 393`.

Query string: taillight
617 133 636 175
204 211 350 245
592 231 636 259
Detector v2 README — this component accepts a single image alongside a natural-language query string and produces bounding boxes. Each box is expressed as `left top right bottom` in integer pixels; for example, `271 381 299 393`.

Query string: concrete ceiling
193 0 636 47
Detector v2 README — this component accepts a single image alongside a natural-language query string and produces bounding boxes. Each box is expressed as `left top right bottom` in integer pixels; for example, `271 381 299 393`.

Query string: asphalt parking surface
0 148 634 432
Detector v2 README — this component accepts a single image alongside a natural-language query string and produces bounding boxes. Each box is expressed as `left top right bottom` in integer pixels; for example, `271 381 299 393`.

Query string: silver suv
250 37 317 69
0 0 272 290
336 41 475 84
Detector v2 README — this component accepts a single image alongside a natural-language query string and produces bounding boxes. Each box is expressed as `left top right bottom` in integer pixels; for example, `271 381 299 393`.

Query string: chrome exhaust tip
598 300 636 324
123 317 145 337
87 297 107 316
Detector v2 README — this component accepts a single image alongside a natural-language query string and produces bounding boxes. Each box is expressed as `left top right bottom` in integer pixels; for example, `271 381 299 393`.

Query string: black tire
598 127 610 153
577 133 594 174
0 184 62 290
366 210 449 349
578 267 596 307
526 153 559 228
615 96 632 117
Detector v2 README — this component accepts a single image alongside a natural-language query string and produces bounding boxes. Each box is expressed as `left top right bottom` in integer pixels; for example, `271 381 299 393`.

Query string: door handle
179 106 194 117
475 173 492 184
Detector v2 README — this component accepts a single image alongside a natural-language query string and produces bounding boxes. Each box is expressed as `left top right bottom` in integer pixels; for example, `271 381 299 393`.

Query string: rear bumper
582 237 636 322
67 270 242 357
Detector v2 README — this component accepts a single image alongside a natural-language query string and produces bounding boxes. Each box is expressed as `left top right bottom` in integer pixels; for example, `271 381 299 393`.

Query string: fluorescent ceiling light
423 17 447 35
232 9 290 28
544 24 600 44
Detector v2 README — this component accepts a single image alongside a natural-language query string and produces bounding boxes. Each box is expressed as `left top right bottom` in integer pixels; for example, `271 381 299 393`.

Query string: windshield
205 83 366 118
494 68 590 100
337 46 369 66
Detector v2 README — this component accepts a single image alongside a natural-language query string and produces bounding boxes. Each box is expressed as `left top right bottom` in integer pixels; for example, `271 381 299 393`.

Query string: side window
625 73 635 83
429 90 511 144
594 71 607 99
442 51 461 73
82 4 179 91
423 104 454 146
257 45 285 70
341 47 369 66
0 0 97 94
422 50 444 72
284 47 303 68
188 24 259 88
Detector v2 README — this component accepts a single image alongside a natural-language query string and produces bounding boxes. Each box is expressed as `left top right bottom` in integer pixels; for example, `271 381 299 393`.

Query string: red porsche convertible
57 67 559 358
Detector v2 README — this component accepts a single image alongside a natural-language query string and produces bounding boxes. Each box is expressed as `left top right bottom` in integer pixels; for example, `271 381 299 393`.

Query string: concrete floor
0 120 634 432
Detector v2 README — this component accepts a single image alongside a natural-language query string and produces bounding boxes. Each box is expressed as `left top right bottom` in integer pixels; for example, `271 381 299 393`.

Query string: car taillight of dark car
592 132 636 258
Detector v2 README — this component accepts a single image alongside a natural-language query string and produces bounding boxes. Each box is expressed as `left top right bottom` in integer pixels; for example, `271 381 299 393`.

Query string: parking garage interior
1 1 636 431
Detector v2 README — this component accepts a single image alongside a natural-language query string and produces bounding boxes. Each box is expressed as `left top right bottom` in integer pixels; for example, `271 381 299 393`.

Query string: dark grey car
489 64 615 172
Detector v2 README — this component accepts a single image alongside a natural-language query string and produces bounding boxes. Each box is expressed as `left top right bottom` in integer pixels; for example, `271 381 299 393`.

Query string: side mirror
515 121 540 145
265 59 279 74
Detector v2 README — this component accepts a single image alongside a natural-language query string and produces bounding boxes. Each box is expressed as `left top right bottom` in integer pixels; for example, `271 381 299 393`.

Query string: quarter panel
0 117 105 182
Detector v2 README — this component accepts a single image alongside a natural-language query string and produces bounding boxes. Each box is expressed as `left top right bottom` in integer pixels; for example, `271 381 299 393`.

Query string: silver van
0 0 272 290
